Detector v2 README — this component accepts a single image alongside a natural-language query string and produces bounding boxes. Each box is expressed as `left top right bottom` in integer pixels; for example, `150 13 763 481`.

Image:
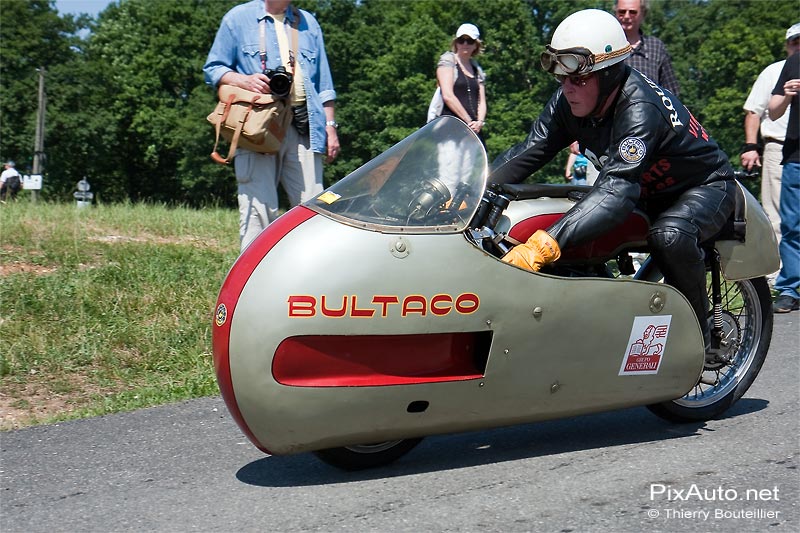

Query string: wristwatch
325 120 339 129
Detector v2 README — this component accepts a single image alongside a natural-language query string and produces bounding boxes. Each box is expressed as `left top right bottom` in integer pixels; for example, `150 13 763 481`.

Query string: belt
764 138 784 144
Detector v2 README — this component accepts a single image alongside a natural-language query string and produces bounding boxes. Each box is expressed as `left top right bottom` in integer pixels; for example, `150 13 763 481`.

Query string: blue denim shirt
203 0 336 154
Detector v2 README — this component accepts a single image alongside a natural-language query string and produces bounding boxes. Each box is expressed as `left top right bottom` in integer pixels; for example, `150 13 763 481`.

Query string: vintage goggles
540 45 595 75
540 44 633 75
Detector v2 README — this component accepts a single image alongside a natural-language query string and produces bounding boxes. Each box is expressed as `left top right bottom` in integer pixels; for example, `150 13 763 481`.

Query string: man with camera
204 0 339 252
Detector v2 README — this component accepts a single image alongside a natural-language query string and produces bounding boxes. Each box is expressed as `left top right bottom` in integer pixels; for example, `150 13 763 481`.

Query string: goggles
540 44 634 75
540 45 594 75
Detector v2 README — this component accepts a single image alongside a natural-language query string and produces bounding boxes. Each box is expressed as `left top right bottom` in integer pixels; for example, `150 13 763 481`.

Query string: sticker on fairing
215 303 227 327
317 191 341 204
619 137 646 163
619 315 672 375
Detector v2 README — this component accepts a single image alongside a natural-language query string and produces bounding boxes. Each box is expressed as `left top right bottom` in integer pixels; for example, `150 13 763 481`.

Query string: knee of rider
648 217 699 252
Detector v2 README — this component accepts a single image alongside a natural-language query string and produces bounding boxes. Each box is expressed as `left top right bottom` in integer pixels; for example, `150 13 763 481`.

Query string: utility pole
32 67 46 202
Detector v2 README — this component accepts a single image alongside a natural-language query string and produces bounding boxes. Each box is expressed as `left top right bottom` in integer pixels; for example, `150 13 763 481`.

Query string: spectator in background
204 0 339 253
741 23 800 261
767 35 800 313
431 23 488 195
564 141 598 186
435 23 487 141
0 160 21 202
614 0 680 95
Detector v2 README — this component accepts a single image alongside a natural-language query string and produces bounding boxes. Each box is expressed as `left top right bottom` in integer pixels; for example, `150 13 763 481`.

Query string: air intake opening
407 401 429 413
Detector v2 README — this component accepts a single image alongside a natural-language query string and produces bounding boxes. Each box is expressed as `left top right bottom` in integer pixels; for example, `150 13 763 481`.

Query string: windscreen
307 117 488 233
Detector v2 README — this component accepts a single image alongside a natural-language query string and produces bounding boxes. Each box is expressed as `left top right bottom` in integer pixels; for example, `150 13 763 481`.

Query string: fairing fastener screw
650 292 665 313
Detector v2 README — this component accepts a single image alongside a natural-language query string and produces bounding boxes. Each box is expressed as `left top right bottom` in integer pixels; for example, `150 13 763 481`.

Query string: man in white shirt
0 160 21 202
741 24 800 248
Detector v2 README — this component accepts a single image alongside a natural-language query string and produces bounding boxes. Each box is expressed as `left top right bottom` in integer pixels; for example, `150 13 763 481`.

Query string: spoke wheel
313 438 423 471
647 276 772 422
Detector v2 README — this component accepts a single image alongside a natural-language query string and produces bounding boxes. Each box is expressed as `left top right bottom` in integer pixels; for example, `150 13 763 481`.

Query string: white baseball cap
786 22 800 41
456 23 480 40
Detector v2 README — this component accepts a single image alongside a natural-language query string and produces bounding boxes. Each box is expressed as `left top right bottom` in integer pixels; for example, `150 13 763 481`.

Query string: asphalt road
2 313 798 533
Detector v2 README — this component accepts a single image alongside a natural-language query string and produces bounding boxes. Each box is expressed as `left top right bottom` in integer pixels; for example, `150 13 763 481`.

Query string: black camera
264 66 293 98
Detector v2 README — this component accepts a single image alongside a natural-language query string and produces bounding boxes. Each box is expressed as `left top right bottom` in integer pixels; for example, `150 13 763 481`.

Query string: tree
79 0 238 203
2 0 796 204
662 0 797 195
0 0 79 175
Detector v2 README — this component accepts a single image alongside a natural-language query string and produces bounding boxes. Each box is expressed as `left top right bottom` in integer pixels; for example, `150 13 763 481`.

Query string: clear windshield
307 117 488 233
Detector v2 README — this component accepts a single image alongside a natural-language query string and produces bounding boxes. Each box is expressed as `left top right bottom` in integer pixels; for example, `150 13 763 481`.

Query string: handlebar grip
733 169 759 180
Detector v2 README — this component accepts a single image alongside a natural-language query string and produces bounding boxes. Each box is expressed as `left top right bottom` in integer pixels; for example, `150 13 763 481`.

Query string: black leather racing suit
491 66 736 348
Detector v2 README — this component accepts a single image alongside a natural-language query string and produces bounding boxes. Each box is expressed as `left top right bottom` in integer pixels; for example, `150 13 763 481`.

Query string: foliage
0 0 79 174
1 0 798 204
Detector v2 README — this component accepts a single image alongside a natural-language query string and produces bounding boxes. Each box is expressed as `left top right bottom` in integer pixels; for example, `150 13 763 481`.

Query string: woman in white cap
435 23 487 140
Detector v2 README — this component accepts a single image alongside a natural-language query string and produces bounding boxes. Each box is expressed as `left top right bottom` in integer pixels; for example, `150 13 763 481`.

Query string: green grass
0 199 240 429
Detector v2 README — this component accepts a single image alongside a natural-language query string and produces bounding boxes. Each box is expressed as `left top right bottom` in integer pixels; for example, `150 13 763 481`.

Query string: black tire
647 276 773 422
313 438 424 471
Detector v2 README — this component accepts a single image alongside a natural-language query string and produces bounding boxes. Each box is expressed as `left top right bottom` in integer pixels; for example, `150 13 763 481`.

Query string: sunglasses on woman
540 45 595 75
456 36 476 45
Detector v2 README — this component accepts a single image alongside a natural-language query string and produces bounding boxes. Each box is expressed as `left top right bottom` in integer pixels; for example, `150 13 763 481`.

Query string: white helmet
541 9 632 76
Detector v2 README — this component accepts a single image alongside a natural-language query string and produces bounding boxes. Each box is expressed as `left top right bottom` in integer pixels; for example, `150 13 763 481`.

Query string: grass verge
0 200 239 430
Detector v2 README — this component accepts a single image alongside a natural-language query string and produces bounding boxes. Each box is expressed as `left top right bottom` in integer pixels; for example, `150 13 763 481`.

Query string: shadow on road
236 398 768 487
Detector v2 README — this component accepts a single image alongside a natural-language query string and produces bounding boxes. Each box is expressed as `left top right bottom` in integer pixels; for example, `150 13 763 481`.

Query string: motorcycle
212 116 779 471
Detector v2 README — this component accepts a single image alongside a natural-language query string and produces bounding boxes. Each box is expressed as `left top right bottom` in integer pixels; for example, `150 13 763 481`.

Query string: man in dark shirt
768 49 800 312
614 0 680 95
492 9 735 361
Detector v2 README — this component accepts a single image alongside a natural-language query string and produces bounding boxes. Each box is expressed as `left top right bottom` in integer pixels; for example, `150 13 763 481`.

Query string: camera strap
259 19 267 73
289 9 299 74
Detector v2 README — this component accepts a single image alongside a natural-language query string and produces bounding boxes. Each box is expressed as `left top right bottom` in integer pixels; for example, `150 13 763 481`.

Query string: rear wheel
647 276 772 422
313 438 424 471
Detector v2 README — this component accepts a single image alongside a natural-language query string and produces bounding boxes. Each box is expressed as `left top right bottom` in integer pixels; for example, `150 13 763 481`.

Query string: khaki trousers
761 141 783 243
234 125 324 252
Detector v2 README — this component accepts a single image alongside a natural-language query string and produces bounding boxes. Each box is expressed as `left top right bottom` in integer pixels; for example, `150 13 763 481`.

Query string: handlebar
733 168 760 181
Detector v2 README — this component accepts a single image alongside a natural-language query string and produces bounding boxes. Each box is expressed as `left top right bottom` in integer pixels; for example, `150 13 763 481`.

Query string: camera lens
267 67 293 98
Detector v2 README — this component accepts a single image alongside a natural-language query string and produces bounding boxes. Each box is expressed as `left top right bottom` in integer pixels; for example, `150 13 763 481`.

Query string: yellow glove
502 229 561 272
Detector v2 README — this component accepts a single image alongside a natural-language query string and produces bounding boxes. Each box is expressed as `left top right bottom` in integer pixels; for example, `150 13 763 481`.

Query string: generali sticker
619 315 672 375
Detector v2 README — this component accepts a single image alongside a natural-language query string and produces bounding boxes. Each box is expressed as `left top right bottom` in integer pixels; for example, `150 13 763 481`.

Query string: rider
490 9 737 359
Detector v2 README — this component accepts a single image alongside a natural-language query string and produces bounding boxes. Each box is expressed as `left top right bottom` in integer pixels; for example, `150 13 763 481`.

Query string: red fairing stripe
212 206 317 453
273 333 485 387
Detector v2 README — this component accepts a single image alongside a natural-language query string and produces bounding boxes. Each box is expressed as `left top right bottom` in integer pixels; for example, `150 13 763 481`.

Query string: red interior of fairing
508 211 650 261
273 332 492 387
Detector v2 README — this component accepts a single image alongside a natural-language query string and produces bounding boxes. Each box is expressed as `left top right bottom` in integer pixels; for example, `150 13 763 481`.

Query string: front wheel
313 438 424 471
647 276 773 422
